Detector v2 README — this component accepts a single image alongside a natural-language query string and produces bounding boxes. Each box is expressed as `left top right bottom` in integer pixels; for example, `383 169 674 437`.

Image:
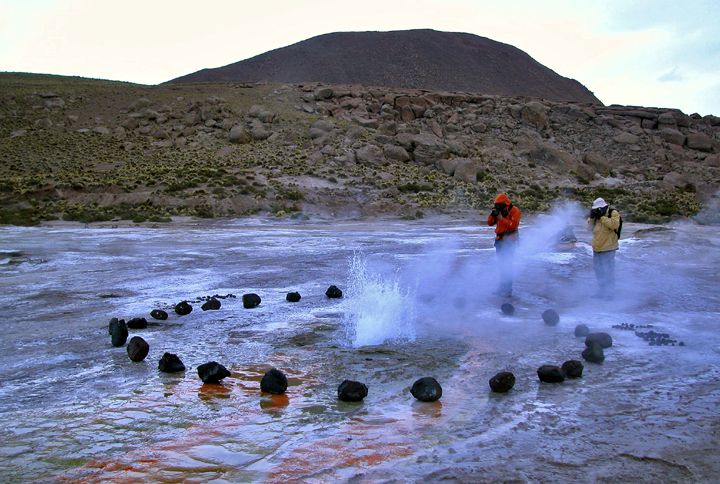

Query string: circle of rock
501 303 515 315
127 336 149 362
337 380 368 402
411 377 443 402
542 309 560 326
489 371 516 393
561 360 584 378
261 368 288 394
150 309 168 320
175 301 193 316
242 293 261 309
537 365 565 383
197 361 230 383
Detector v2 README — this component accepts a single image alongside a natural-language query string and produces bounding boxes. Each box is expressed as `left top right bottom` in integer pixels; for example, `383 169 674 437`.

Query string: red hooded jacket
487 193 521 241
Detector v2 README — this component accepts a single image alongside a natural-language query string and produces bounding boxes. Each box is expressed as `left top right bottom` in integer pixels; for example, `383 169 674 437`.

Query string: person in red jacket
487 193 521 297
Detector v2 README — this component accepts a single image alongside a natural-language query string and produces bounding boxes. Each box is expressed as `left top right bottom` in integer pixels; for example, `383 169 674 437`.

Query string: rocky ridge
0 73 718 225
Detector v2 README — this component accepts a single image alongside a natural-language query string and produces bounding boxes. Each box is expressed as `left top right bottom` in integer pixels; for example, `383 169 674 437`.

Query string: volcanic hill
169 29 601 104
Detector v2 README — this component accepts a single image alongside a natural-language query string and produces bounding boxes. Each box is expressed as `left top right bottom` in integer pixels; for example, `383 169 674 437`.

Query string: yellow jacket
588 209 620 252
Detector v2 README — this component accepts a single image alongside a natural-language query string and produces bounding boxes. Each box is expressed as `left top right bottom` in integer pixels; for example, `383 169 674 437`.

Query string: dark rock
489 371 515 393
260 368 288 394
242 293 261 309
286 292 301 302
127 336 149 362
574 324 590 337
158 352 186 372
410 377 443 402
500 303 515 315
150 309 168 320
561 360 584 378
542 309 560 326
127 317 148 329
325 285 343 298
537 365 565 383
201 298 221 311
108 318 128 347
175 301 193 316
585 332 613 348
582 341 605 363
337 380 368 402
197 361 230 383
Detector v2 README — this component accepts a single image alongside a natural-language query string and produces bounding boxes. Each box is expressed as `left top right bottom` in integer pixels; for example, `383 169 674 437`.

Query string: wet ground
0 215 719 482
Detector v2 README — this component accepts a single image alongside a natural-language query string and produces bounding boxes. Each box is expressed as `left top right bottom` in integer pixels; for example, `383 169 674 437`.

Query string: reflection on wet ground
0 218 719 481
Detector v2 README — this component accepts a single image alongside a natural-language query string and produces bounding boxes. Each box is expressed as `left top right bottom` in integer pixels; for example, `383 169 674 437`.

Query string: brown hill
168 29 601 104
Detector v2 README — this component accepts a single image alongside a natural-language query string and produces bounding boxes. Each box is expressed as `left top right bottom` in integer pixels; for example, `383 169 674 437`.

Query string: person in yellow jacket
587 197 621 293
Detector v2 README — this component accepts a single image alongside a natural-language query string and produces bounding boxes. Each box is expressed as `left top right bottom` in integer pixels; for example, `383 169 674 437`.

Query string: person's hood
494 193 512 205
591 197 608 209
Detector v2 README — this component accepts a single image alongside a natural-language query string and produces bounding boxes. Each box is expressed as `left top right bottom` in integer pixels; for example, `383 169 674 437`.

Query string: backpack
608 208 623 239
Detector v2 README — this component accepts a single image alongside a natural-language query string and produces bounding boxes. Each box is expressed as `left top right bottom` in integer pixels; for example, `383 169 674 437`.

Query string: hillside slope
1 73 718 226
169 29 601 104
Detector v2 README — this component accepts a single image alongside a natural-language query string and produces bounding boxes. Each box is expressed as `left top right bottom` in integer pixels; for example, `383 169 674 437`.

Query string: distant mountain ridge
168 29 602 104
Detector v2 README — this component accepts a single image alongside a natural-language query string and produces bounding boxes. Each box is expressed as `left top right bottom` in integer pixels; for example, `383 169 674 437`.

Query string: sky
1 0 719 115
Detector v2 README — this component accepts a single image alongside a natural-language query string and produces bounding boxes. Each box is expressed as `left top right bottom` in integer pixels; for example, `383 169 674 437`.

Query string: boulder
229 125 251 144
314 87 333 100
585 332 613 348
337 380 368 402
537 365 565 383
453 158 478 183
582 152 611 176
197 361 230 383
542 309 560 326
286 292 301 302
158 352 185 373
175 301 193 316
325 285 343 298
582 341 605 363
127 317 148 329
410 377 443 402
521 101 548 129
150 309 168 321
437 158 459 175
686 132 713 152
109 318 128 347
613 132 640 145
657 112 677 126
355 144 384 164
242 293 261 309
659 128 686 146
260 368 288 394
248 105 275 123
383 144 410 162
250 125 271 141
574 324 590 337
500 303 515 315
489 371 516 393
127 336 149 362
201 298 221 311
561 360 584 378
412 134 448 165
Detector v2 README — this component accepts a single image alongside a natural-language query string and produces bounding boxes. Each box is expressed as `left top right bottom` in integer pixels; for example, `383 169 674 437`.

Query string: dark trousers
593 250 616 291
494 237 517 296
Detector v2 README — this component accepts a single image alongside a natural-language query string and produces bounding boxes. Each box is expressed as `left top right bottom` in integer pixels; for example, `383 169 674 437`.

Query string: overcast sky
1 0 718 115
